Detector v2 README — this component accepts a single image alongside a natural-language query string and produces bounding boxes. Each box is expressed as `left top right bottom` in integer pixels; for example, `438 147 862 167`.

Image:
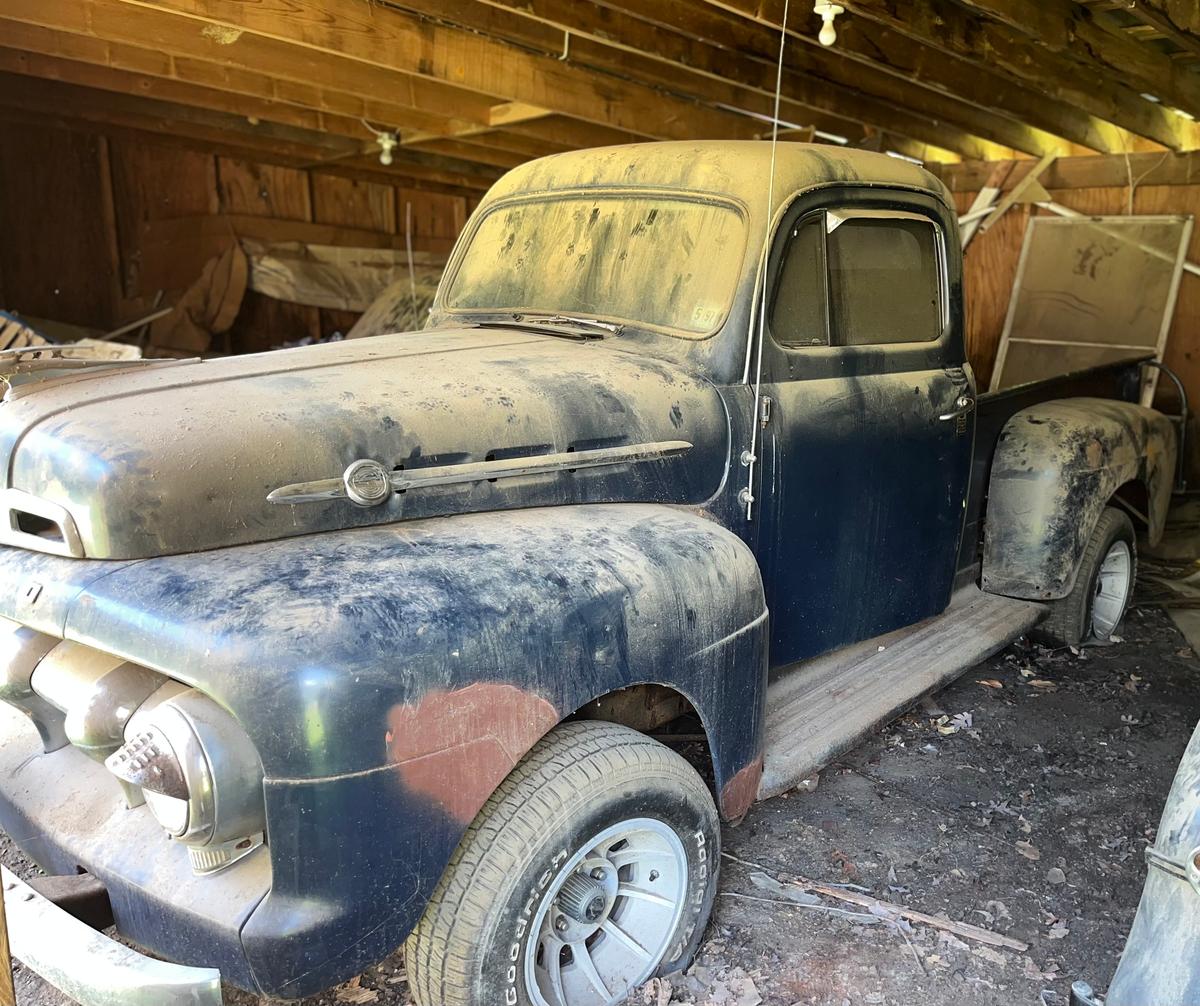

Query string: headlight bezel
107 683 267 875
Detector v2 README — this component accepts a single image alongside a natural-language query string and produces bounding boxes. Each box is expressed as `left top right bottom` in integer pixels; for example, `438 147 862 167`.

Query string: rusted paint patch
385 682 558 823
720 754 763 821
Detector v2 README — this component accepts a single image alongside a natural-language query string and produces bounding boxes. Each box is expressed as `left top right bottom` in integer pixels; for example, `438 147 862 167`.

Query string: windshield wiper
514 314 621 335
471 313 622 341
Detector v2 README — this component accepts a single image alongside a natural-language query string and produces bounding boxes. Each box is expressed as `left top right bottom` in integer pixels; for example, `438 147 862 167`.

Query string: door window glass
827 215 943 346
769 209 945 352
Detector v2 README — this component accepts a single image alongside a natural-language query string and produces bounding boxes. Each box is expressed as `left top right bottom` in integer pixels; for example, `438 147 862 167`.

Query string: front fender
0 502 767 995
982 398 1175 600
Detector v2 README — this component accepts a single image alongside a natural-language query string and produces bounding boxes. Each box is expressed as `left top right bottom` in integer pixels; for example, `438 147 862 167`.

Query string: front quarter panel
15 503 766 996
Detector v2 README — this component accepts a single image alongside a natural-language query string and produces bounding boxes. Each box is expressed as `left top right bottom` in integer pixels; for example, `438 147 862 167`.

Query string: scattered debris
333 977 379 1004
1016 840 1042 861
723 853 1029 952
1046 867 1067 885
641 976 673 1005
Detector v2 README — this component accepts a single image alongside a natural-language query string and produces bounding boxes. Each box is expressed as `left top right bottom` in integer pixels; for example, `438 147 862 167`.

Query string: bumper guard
2 865 223 1006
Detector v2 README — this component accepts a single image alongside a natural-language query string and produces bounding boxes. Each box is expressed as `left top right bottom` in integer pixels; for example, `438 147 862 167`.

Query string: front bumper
3 865 223 1006
0 702 269 992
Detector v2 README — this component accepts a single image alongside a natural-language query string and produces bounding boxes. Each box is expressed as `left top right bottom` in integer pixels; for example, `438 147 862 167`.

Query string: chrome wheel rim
524 818 688 1006
1092 539 1132 639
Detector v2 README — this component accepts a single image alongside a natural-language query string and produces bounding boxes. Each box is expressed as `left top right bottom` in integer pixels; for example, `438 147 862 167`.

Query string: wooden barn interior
5 2 1200 419
10 5 1200 1006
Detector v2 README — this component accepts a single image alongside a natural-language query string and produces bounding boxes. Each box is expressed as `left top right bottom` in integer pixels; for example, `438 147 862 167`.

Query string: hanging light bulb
361 119 400 166
376 132 398 166
814 2 844 46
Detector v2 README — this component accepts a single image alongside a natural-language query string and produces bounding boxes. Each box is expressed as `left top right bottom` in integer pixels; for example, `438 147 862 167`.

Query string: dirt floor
4 600 1198 1006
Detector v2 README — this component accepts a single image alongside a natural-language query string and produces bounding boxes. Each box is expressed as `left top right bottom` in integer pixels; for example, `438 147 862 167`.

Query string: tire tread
406 721 714 1006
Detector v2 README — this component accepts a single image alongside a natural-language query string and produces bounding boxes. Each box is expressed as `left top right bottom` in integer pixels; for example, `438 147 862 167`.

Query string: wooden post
0 880 14 1006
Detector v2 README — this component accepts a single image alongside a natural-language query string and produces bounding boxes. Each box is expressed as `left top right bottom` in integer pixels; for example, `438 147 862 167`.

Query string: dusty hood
0 328 729 559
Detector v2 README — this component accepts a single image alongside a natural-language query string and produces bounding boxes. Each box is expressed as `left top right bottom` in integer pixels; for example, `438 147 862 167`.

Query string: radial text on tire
406 720 722 1006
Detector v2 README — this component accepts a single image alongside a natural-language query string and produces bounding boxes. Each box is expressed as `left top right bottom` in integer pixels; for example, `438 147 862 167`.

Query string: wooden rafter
390 0 1016 158
953 0 1200 114
832 0 1200 148
537 0 1105 154
692 0 1135 153
0 2 495 137
0 72 503 191
112 0 762 142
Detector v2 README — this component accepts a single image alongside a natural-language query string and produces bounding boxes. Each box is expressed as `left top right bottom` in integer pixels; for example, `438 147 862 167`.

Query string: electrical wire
743 0 791 521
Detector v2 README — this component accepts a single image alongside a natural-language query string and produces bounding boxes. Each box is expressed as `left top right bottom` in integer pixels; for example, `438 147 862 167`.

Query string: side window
769 214 828 347
827 214 944 346
769 208 946 353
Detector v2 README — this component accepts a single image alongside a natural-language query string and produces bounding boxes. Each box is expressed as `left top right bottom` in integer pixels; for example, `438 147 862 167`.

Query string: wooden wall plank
217 158 313 221
217 158 320 350
109 139 218 298
0 123 119 327
311 174 396 234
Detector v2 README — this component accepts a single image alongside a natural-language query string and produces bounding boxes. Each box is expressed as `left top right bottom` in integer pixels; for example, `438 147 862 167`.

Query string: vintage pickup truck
0 142 1179 1006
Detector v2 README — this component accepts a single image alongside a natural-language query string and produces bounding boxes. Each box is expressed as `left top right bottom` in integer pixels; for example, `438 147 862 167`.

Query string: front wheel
1033 506 1136 648
406 721 721 1006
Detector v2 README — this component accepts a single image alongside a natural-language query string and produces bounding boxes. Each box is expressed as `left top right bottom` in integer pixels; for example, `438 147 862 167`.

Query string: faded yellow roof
481 141 951 216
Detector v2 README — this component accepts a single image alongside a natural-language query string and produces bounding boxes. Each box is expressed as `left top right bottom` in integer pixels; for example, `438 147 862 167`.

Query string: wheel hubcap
525 819 688 1006
1092 539 1132 639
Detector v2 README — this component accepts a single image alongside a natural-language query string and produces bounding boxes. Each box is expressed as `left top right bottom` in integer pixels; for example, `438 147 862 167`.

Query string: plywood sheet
991 214 1192 403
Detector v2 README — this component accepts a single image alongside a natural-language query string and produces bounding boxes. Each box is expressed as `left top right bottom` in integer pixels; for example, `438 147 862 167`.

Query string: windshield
442 193 747 338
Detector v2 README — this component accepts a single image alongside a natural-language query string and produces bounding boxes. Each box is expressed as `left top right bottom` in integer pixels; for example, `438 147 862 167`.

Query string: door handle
939 395 976 422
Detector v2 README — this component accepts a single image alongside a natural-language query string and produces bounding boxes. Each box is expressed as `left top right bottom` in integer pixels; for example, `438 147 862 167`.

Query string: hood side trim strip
266 440 694 505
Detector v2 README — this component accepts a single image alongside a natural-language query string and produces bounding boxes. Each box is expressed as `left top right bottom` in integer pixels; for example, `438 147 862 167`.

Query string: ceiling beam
455 0 1079 156
0 73 503 190
0 45 525 180
951 0 1200 116
829 0 1200 149
1121 1 1200 59
0 0 496 138
687 0 1145 154
114 0 764 142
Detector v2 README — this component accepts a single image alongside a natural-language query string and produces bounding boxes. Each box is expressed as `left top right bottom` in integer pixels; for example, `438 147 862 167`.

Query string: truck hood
0 328 730 559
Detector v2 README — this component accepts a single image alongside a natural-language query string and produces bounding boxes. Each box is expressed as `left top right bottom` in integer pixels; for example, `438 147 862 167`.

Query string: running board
759 587 1045 801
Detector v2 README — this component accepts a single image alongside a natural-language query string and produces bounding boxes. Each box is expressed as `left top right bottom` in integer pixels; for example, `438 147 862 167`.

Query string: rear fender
982 398 1175 600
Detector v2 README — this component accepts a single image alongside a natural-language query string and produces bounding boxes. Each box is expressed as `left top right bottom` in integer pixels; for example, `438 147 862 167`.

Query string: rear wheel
406 721 720 1006
1034 506 1136 648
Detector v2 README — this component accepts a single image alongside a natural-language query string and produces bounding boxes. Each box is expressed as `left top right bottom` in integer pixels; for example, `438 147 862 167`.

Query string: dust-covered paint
982 398 1175 600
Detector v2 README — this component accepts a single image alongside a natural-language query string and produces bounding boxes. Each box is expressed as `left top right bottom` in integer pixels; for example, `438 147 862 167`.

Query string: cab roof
479 141 952 217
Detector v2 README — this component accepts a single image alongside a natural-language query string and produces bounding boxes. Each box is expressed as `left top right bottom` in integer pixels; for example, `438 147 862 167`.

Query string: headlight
106 683 266 875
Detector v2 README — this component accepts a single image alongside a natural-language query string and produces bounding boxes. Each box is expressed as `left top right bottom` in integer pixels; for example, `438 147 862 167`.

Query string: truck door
755 191 974 667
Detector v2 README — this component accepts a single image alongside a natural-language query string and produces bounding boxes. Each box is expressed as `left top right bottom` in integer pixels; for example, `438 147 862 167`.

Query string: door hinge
759 395 773 429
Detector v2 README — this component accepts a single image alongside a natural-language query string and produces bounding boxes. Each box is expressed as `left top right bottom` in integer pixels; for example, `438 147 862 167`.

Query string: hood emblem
266 440 693 507
343 459 393 507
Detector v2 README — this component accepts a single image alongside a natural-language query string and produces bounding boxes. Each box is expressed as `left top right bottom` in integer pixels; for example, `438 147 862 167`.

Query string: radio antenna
741 0 791 521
